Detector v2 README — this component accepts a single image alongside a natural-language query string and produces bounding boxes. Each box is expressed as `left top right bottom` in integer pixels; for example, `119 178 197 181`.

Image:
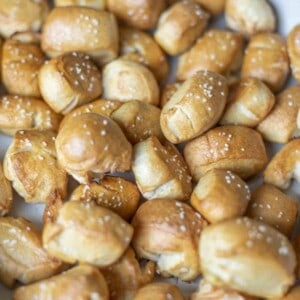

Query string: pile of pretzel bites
1 0 300 299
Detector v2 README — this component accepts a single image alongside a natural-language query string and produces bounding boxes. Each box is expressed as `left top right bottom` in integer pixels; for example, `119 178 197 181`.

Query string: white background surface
1 0 300 299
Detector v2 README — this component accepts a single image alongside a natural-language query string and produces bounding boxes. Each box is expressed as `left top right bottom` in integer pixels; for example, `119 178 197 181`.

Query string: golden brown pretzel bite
0 95 61 136
4 130 67 204
38 52 102 115
184 125 268 181
264 138 300 189
220 77 275 127
161 70 228 143
177 29 243 81
106 0 165 30
247 184 298 236
102 59 160 106
42 7 118 65
132 136 192 201
257 85 300 144
225 0 276 38
242 33 289 92
56 113 132 184
191 169 251 223
199 217 296 298
154 0 209 55
2 33 45 97
0 217 62 288
132 199 207 281
43 201 133 267
13 264 109 300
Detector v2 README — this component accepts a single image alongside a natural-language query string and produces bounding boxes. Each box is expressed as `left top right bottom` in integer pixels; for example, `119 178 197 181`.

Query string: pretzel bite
0 217 62 288
62 99 163 144
154 1 209 56
70 176 140 221
220 77 275 127
4 130 67 204
242 33 289 92
103 59 159 106
56 113 132 184
160 82 181 107
0 163 12 216
134 282 184 300
176 30 244 81
55 0 106 9
161 70 227 143
264 139 300 189
0 95 61 136
199 217 296 298
43 200 133 266
60 98 122 129
257 86 300 144
247 184 298 237
2 33 45 97
42 7 118 65
184 125 268 181
191 279 257 300
288 24 300 82
111 100 164 144
39 52 102 115
0 0 48 38
106 0 165 30
120 27 169 82
13 264 109 300
132 199 207 281
191 169 251 224
225 0 276 38
132 136 192 201
101 247 155 300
